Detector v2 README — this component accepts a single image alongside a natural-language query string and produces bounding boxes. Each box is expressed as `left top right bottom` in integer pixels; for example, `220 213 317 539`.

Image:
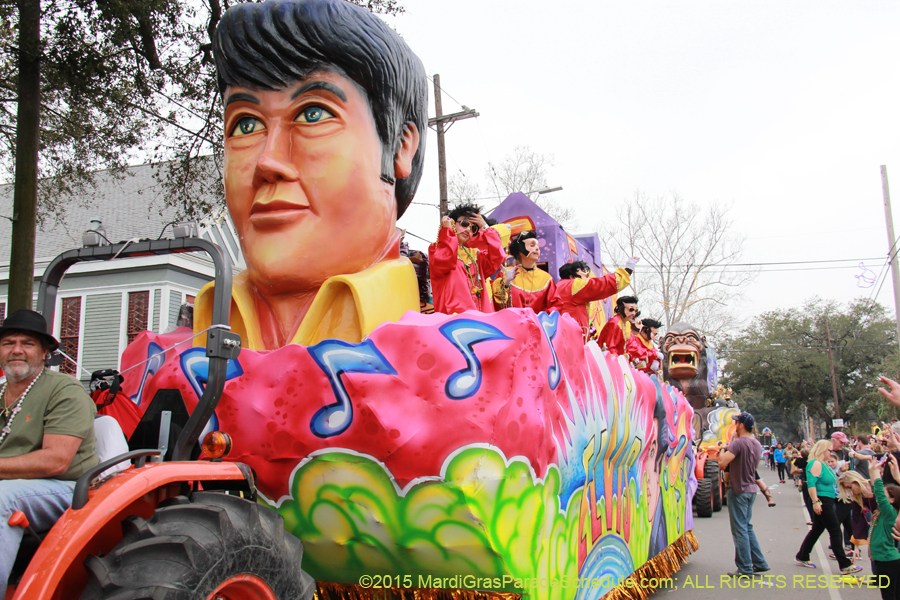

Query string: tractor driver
193 0 428 350
0 310 98 585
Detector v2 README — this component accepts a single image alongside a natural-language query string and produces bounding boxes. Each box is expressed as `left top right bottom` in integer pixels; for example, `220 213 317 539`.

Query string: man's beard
2 356 43 384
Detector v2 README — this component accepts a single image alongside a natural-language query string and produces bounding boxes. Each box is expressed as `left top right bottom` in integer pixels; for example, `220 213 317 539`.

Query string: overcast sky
386 1 900 329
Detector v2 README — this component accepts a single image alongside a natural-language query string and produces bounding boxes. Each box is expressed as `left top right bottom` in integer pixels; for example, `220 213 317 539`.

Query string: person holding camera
429 204 507 315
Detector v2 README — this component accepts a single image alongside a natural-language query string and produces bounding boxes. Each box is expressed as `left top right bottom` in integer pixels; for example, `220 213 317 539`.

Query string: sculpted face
223 71 415 294
662 326 704 381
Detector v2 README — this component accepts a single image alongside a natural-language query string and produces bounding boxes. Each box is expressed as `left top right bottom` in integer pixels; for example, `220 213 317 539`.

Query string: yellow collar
457 246 478 265
511 267 552 292
193 258 419 350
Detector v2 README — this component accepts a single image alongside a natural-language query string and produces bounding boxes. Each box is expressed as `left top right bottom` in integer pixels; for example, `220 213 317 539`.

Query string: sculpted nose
254 123 300 184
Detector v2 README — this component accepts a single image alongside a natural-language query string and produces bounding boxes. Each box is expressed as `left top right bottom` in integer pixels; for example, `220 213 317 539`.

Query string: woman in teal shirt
794 440 862 574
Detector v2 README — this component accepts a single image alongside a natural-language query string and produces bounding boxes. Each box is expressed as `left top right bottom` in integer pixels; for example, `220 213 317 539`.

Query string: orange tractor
6 237 314 600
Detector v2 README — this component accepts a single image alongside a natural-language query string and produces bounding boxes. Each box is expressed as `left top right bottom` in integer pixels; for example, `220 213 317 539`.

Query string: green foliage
276 448 577 600
722 297 898 434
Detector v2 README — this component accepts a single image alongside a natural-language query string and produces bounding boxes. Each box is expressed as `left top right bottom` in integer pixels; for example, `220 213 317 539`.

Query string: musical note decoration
308 339 398 438
538 311 562 390
129 342 166 404
439 319 512 400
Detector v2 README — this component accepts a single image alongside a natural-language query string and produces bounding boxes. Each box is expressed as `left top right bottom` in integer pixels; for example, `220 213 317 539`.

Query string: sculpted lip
250 199 307 216
249 200 310 228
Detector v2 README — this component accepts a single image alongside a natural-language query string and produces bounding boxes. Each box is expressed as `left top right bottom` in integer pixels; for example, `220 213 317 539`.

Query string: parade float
7 1 700 598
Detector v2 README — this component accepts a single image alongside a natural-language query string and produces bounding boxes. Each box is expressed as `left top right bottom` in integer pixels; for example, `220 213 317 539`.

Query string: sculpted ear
393 123 419 180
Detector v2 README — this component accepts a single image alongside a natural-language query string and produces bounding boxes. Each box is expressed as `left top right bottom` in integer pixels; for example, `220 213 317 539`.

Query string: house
0 163 243 383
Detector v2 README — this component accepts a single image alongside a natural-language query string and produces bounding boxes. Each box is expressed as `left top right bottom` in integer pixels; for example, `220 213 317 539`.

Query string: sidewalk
652 473 881 600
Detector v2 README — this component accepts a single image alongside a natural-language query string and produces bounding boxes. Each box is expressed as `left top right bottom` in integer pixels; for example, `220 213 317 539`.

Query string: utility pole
428 74 478 219
823 313 841 420
881 165 900 354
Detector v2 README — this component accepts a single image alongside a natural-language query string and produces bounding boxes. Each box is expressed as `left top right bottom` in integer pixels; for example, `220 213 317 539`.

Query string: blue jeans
0 479 76 585
727 489 769 575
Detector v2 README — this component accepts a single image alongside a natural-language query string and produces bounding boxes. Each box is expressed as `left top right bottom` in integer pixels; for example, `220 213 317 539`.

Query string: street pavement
653 467 884 600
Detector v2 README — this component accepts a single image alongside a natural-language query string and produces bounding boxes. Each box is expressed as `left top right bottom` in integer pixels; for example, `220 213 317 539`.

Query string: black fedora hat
0 309 59 351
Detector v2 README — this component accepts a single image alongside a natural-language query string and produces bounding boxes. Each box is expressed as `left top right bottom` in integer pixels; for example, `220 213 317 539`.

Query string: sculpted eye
230 116 265 137
296 105 334 123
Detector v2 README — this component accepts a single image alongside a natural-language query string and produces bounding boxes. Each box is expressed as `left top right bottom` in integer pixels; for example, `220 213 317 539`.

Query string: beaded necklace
0 368 43 448
457 246 483 300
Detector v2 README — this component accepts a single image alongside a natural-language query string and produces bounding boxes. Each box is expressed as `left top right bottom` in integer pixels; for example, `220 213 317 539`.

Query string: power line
719 342 896 353
639 257 882 268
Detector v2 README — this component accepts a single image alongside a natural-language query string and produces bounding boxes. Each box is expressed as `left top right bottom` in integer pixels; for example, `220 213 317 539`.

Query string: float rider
626 317 663 374
194 0 429 349
550 258 637 342
0 310 99 585
429 204 507 314
491 230 556 312
597 295 639 356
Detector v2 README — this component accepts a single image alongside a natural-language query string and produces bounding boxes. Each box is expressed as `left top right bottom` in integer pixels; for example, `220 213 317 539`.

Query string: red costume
597 314 631 356
550 269 630 338
429 227 506 314
626 334 658 373
492 267 557 312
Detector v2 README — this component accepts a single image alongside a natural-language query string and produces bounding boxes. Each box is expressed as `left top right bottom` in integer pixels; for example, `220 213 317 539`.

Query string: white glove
650 360 660 372
502 266 518 285
625 257 639 271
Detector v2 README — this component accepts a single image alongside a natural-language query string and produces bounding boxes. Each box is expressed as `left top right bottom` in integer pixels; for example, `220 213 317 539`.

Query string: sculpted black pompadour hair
213 0 428 217
508 230 538 262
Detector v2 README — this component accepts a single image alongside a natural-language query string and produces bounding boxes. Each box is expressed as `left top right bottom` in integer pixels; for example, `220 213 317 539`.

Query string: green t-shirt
0 369 99 480
871 479 900 562
806 459 837 499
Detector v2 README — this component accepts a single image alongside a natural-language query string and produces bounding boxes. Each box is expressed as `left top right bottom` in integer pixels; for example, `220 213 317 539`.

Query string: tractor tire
695 478 713 518
80 492 315 600
704 460 722 512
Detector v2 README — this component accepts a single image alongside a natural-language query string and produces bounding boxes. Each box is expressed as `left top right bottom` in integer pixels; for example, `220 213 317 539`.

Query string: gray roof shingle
0 163 185 263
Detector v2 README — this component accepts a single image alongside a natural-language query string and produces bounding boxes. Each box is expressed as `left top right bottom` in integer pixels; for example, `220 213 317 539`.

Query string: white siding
152 289 161 333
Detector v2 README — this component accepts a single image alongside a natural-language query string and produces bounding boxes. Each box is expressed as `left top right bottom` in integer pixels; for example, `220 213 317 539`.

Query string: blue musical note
439 319 512 400
130 342 166 405
179 348 245 436
538 311 561 390
308 339 397 438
